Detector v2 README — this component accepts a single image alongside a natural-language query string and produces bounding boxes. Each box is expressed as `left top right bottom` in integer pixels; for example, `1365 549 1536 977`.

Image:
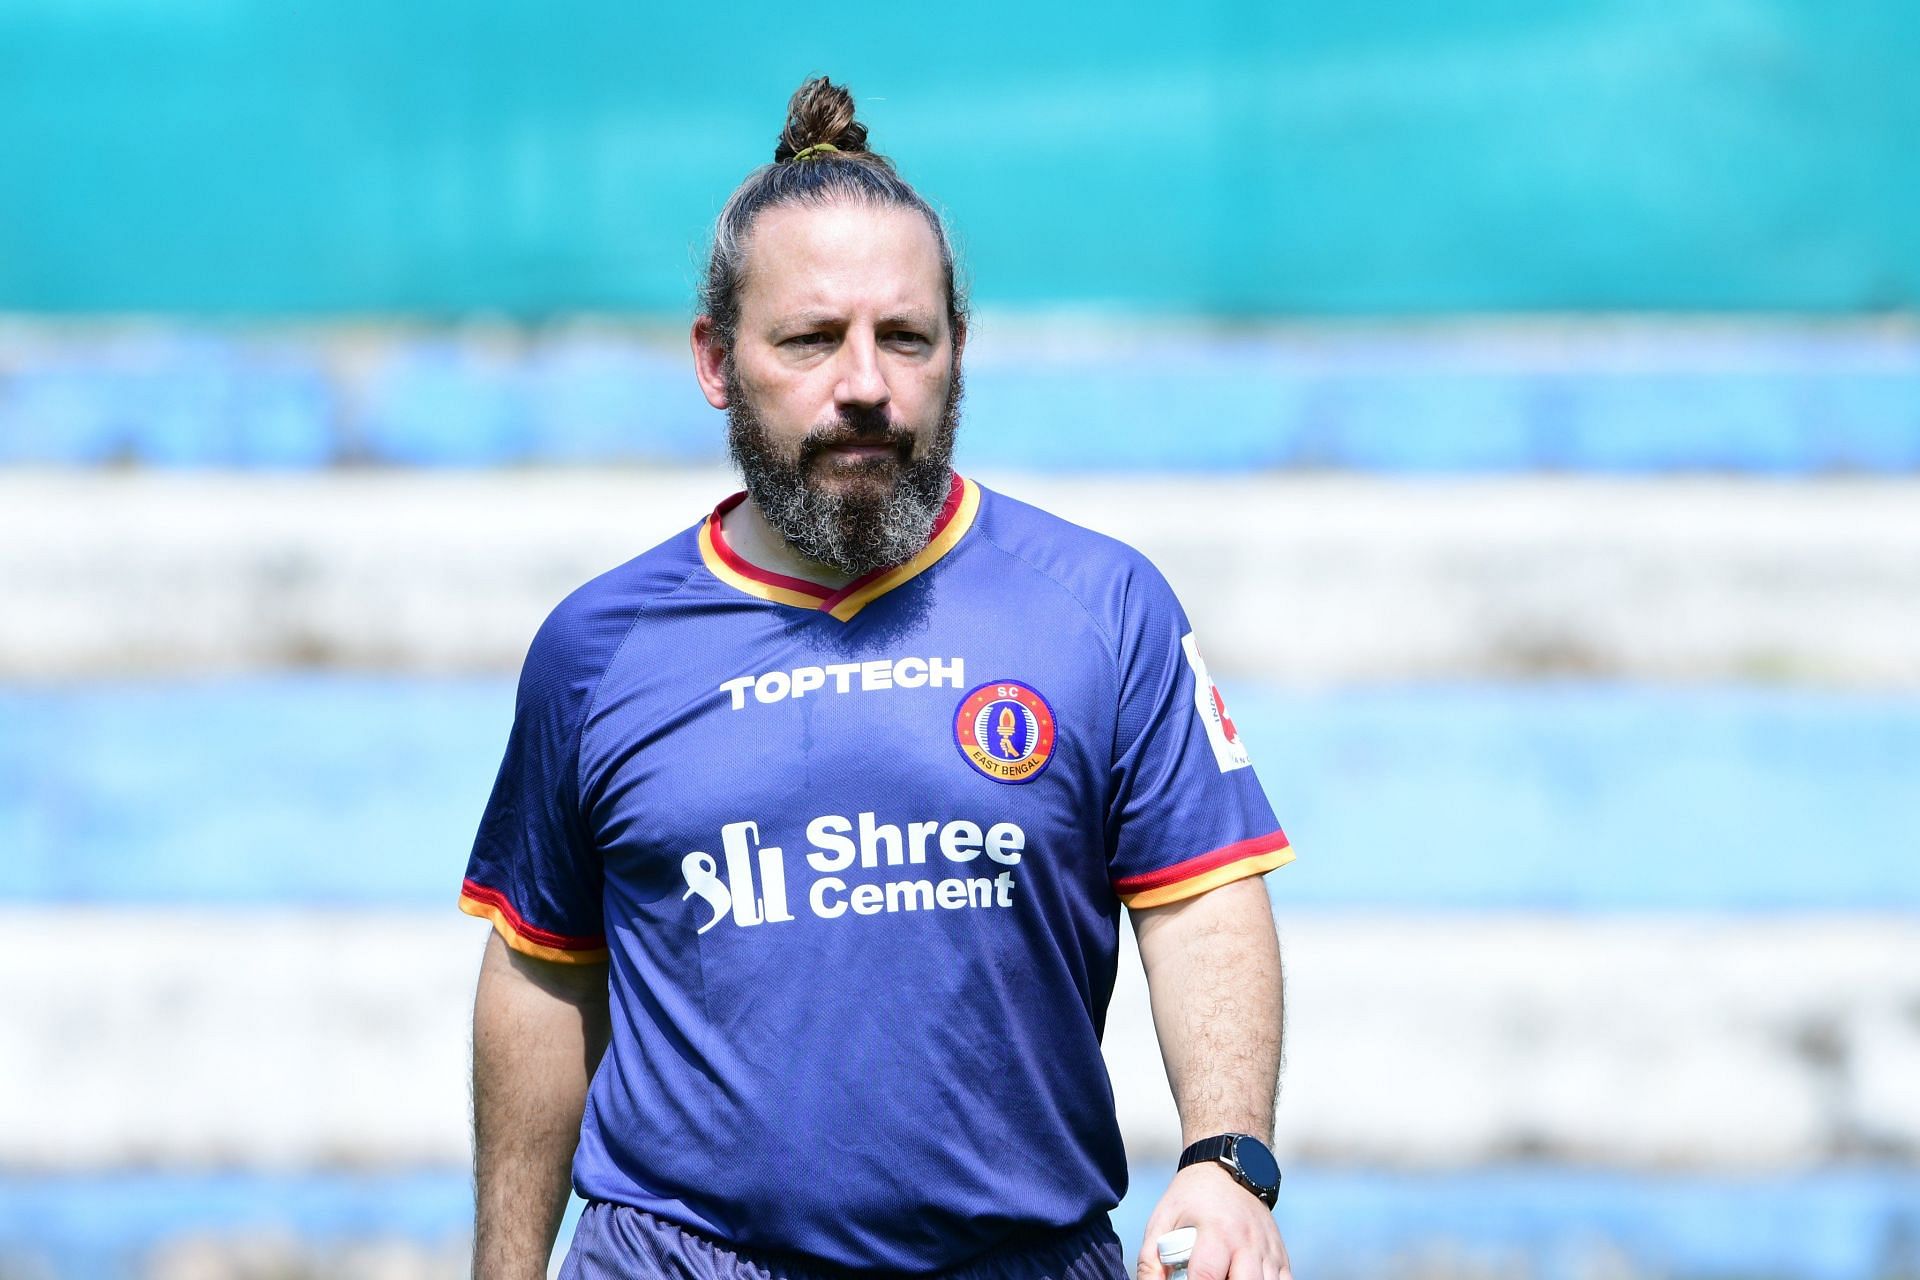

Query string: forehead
737 200 946 323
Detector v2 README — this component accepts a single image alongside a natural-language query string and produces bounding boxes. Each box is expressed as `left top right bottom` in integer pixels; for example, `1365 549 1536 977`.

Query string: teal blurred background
2 0 1917 315
2 4 1919 1279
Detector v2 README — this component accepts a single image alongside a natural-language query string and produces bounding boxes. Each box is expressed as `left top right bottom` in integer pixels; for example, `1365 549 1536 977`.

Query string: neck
720 496 861 588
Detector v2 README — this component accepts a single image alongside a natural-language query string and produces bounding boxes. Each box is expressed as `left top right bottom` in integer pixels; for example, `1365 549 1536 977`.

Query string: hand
1136 1162 1293 1280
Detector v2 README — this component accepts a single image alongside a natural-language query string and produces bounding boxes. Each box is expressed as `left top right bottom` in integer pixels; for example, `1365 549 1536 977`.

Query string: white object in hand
1157 1227 1198 1278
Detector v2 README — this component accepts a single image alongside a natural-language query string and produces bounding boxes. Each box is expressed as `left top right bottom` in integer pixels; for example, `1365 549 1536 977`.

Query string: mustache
797 413 914 464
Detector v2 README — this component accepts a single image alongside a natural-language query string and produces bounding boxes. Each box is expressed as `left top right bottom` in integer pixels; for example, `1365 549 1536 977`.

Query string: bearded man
463 77 1297 1280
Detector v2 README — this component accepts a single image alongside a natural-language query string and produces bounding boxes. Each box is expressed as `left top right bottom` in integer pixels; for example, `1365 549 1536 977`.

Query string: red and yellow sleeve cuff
458 879 609 964
1113 830 1295 909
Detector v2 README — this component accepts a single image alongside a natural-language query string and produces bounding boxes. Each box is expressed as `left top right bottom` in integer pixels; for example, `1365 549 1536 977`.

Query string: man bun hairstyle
773 77 869 163
701 77 966 348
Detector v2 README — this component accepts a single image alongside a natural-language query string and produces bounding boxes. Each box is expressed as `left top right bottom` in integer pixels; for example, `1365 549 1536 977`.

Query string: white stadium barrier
3 909 1916 1171
3 472 1917 684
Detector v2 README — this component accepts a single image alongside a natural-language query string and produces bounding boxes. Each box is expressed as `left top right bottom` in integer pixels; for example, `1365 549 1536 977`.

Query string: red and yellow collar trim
699 473 980 621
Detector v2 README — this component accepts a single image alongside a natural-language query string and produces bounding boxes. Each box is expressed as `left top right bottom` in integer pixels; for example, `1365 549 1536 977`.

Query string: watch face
1233 1136 1281 1190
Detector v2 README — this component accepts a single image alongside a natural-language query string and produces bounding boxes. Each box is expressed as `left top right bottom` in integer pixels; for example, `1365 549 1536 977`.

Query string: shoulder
518 522 705 704
968 482 1185 638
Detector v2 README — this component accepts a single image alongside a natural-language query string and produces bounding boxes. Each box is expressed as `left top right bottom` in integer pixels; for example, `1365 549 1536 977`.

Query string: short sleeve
458 608 610 963
1106 564 1293 909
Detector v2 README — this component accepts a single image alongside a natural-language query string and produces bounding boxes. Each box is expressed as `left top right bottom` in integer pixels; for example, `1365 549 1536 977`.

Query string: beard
725 362 963 578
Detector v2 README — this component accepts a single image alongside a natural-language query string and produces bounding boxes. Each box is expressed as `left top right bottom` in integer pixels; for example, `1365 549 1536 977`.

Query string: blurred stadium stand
4 2 1919 1277
2 325 1917 471
4 681 1917 910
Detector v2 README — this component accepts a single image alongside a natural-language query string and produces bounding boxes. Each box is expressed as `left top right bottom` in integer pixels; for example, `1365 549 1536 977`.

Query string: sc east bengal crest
954 680 1056 784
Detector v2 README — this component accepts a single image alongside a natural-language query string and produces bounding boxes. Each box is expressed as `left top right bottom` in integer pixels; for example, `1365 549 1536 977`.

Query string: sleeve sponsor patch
1181 632 1251 773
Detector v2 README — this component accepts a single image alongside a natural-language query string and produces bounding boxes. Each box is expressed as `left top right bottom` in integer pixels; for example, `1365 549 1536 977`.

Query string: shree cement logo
680 812 1026 935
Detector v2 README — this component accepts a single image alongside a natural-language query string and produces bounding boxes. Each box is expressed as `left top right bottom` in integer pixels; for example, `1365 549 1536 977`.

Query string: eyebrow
776 309 940 330
779 311 843 329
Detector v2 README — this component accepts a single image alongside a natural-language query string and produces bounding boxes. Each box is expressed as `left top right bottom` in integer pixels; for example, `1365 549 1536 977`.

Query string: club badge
953 680 1056 784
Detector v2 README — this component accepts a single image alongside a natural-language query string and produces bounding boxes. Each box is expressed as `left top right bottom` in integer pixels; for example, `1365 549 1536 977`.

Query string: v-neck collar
697 472 980 622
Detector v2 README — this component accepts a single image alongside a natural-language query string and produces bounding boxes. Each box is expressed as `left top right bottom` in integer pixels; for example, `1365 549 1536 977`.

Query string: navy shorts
559 1201 1130 1280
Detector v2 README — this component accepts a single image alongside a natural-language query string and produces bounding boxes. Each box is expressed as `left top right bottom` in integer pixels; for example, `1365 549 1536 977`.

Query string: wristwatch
1177 1133 1282 1208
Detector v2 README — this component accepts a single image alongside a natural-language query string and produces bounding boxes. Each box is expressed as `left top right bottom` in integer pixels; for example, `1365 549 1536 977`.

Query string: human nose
833 331 890 411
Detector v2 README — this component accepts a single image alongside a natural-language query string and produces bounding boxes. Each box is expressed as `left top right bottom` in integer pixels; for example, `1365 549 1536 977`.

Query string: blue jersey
461 474 1292 1272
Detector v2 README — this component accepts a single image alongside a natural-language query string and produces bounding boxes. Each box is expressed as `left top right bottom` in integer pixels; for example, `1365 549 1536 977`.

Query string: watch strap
1177 1134 1236 1171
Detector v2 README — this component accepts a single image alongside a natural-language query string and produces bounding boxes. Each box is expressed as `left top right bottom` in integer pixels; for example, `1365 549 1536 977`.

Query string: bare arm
1131 875 1291 1280
471 930 611 1280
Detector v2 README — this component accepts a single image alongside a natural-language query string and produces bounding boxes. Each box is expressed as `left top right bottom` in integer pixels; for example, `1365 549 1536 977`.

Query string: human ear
691 316 731 410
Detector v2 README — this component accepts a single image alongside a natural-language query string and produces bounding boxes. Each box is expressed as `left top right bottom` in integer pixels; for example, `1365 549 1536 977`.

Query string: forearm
471 930 611 1280
1133 875 1283 1143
